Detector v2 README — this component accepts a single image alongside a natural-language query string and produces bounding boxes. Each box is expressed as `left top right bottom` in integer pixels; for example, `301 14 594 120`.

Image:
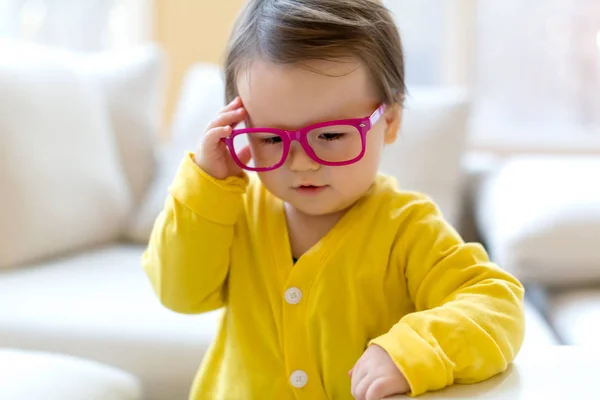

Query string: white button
290 370 308 388
284 287 302 305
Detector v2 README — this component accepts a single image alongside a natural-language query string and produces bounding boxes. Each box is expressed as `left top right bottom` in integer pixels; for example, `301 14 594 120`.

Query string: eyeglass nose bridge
281 128 319 160
284 127 310 142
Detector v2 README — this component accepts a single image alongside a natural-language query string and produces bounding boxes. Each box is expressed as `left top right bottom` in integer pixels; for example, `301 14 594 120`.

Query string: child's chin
291 200 351 217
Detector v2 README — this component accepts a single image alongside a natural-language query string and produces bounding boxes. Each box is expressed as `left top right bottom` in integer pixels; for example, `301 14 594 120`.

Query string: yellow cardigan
143 154 525 399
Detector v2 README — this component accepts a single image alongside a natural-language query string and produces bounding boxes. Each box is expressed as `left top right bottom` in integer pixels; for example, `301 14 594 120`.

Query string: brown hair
224 0 405 106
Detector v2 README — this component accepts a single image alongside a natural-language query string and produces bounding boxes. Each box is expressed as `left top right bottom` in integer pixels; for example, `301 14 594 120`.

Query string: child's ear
383 104 402 145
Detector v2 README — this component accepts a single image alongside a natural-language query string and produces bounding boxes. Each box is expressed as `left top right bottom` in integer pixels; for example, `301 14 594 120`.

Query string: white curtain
0 0 151 51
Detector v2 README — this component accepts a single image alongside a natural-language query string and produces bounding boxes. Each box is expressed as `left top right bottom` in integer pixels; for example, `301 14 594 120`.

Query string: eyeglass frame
220 104 387 172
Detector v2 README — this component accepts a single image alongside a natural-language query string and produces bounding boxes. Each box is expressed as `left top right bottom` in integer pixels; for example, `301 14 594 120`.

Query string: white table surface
387 346 600 399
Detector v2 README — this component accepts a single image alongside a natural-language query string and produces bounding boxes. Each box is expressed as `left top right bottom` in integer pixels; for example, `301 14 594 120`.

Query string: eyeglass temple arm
369 104 386 126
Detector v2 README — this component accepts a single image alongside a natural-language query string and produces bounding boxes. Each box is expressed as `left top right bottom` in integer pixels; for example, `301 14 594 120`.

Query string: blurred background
3 0 600 148
1 1 599 399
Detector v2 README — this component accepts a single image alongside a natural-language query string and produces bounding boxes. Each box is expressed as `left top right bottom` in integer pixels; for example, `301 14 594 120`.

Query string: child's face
237 58 401 216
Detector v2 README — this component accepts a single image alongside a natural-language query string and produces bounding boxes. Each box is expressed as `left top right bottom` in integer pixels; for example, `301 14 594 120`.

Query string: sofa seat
521 298 559 349
0 245 222 400
0 348 141 400
542 287 600 345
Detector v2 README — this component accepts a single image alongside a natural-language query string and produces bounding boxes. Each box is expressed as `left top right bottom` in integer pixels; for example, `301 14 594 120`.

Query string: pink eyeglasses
221 104 386 171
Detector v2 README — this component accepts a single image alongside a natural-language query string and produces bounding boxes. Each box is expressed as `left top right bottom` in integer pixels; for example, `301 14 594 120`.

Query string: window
473 0 600 145
386 0 600 152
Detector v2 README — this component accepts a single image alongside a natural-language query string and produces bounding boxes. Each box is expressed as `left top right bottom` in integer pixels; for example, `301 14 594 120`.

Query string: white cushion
126 63 224 243
0 41 131 269
0 245 221 400
0 348 141 400
476 156 600 285
380 87 471 227
0 39 165 207
74 45 166 206
544 288 600 346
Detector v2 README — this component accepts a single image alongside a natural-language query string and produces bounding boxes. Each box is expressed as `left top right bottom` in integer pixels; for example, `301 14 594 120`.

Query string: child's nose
287 141 319 172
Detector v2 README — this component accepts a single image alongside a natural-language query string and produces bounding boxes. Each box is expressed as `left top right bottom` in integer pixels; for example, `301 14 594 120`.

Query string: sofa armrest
474 156 600 286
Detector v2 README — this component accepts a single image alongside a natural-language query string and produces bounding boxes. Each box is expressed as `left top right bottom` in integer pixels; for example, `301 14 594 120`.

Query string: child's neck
284 203 348 260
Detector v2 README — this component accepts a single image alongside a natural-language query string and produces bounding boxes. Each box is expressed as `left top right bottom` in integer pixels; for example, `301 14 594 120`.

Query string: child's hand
194 96 251 180
349 345 409 400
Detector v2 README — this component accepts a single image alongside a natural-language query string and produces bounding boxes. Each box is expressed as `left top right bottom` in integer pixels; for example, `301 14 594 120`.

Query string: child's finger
203 126 232 147
348 365 356 377
352 372 372 400
218 96 241 114
350 364 368 398
365 376 396 400
206 108 246 131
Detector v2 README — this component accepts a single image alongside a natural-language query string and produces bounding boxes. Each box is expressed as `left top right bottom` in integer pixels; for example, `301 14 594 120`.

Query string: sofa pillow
0 41 131 268
0 39 166 207
379 87 470 226
74 44 166 206
476 156 600 285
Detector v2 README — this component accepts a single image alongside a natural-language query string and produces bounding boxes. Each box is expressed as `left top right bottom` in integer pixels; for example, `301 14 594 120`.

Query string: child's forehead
237 58 379 129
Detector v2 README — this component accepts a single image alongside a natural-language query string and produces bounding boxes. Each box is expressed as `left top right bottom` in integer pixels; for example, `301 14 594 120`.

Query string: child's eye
259 135 283 145
319 132 345 141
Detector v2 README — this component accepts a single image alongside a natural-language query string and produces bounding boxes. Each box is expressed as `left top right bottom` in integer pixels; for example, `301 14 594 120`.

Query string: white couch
475 156 600 347
0 42 562 399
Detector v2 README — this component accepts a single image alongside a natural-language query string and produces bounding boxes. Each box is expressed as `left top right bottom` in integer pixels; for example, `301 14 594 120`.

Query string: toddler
143 0 525 399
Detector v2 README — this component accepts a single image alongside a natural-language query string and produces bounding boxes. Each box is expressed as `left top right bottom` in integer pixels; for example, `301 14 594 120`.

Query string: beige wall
154 0 246 131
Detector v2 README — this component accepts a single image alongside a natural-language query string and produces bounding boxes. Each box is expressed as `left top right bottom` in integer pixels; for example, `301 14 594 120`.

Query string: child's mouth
295 185 327 195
